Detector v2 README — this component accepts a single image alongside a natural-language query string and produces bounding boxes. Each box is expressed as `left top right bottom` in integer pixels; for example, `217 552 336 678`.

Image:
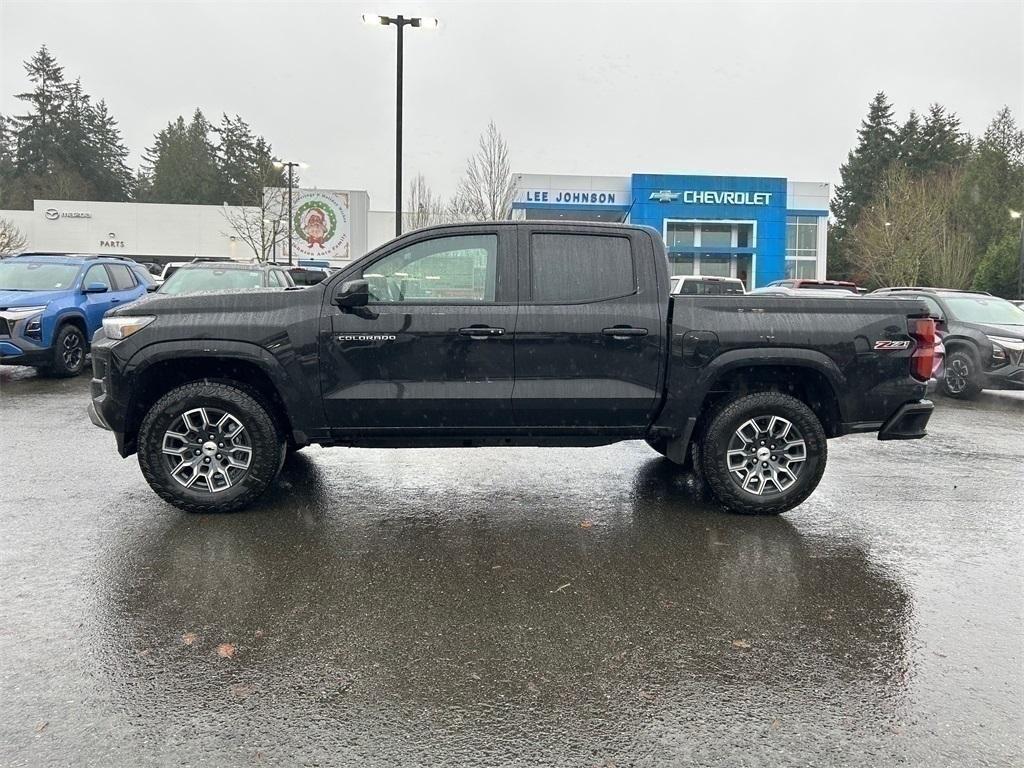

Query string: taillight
908 317 936 381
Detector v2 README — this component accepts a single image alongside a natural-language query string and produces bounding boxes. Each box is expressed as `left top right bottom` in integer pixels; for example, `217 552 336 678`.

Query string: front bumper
88 333 135 456
878 400 934 440
982 364 1024 391
0 342 53 367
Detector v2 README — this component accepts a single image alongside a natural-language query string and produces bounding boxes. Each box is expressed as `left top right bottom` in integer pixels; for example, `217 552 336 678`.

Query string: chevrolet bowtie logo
649 190 681 202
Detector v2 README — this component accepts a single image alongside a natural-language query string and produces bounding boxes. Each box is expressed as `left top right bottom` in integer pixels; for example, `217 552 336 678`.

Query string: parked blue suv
0 253 151 376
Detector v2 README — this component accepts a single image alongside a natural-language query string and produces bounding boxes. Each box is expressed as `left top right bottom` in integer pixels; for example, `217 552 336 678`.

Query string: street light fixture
363 12 439 237
272 160 308 265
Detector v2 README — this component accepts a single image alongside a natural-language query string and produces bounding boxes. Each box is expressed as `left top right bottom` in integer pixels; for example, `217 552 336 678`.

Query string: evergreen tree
142 109 222 204
959 107 1024 261
0 115 16 207
917 103 971 174
215 114 284 205
88 100 133 201
895 110 928 171
832 92 899 233
10 45 67 177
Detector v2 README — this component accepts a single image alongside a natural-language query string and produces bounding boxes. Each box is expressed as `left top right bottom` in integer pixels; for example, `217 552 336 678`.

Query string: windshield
159 268 263 296
0 261 80 291
943 296 1024 326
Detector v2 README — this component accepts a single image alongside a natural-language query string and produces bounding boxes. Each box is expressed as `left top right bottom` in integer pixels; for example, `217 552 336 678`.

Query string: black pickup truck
88 222 936 516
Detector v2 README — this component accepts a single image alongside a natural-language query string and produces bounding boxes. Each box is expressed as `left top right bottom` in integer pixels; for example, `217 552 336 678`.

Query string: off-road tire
700 391 827 516
138 381 284 513
45 323 87 378
941 350 982 400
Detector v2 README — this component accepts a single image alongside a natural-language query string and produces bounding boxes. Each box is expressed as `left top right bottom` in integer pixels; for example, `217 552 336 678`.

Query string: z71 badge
874 339 912 350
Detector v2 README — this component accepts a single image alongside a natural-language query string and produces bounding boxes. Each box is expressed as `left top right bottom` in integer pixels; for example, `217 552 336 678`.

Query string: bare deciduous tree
0 218 27 258
850 165 977 289
221 185 289 262
404 173 446 231
449 121 515 222
928 169 979 289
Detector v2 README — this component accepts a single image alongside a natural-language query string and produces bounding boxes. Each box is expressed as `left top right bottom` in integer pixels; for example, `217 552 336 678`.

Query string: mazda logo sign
42 208 92 220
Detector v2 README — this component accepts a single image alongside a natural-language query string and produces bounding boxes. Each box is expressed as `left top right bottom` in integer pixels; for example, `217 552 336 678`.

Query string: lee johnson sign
649 190 773 206
521 190 620 205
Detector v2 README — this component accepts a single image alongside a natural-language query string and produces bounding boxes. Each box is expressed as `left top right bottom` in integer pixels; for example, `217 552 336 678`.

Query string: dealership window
666 222 695 248
699 255 731 277
668 255 695 276
664 221 755 287
700 224 732 248
786 216 818 279
363 234 497 302
531 233 634 303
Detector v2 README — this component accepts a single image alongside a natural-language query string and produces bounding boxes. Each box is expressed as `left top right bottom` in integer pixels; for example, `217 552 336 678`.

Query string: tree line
830 93 1023 297
0 46 288 212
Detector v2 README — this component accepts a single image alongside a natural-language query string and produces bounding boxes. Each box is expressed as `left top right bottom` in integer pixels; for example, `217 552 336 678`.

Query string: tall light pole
362 13 439 238
1011 209 1023 300
272 161 306 265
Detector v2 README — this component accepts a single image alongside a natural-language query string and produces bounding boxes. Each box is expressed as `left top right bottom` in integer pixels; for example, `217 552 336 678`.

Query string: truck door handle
602 326 648 338
458 325 505 338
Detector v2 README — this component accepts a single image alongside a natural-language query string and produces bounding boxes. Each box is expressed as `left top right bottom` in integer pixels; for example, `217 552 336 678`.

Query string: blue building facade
511 172 830 290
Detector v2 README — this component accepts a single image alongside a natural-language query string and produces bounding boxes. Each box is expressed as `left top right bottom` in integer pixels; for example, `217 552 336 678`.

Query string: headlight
988 335 1024 365
2 305 47 319
102 315 156 340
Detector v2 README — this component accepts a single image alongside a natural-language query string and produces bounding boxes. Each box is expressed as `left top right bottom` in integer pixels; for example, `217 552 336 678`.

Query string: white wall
1 195 375 263
786 181 830 213
1 200 253 260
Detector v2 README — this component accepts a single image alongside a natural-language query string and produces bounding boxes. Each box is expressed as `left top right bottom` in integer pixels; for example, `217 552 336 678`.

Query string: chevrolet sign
649 190 773 205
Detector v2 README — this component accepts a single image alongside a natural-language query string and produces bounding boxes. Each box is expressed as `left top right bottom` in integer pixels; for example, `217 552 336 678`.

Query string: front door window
363 234 497 303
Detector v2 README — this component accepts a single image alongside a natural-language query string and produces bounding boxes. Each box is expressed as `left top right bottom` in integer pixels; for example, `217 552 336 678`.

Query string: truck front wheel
699 392 827 515
137 381 284 513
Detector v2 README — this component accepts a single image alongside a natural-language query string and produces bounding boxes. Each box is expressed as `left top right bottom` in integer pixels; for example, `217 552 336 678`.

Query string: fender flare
697 347 848 401
652 347 849 463
122 339 317 439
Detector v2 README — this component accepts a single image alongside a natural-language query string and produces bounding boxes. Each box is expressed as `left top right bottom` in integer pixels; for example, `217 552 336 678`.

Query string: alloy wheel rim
62 332 83 369
946 359 969 393
726 415 807 496
161 407 252 494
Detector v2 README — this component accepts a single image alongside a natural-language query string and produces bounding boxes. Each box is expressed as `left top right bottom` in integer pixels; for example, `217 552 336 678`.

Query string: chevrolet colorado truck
88 222 936 516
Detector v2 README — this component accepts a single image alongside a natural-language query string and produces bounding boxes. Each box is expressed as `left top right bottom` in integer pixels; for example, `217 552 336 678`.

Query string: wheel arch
121 344 310 456
53 311 88 345
701 360 844 439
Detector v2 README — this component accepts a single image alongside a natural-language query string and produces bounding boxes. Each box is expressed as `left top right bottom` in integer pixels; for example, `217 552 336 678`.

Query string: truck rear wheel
699 392 827 515
137 381 284 513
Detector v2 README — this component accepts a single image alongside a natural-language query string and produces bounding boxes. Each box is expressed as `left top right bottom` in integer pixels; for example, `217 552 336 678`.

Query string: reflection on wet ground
0 372 1021 765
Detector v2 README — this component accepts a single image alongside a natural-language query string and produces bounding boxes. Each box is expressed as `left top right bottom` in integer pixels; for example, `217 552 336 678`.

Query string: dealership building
3 172 829 288
511 173 830 289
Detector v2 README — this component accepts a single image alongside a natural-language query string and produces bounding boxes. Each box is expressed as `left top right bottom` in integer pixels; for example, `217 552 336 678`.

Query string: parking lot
0 367 1021 767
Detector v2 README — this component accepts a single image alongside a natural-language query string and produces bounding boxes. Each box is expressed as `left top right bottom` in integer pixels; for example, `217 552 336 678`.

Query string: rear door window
529 233 634 303
106 264 137 291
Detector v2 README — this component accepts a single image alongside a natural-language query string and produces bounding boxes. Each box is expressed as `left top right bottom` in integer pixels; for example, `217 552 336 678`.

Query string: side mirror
334 279 369 309
146 284 159 293
84 282 109 294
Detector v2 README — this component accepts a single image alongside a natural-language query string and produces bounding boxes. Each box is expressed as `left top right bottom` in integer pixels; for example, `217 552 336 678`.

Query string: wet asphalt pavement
0 368 1021 767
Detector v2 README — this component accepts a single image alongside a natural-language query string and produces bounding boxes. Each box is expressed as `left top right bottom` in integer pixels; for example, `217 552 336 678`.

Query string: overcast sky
1 0 1021 207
